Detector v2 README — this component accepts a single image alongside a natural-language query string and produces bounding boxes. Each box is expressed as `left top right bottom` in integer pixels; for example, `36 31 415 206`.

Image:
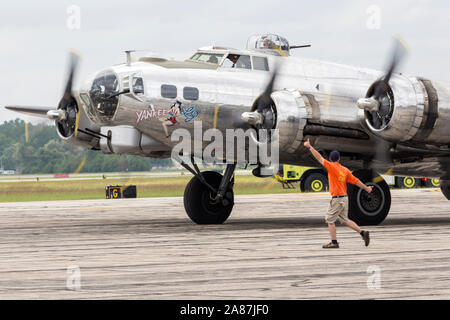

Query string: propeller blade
384 36 408 83
53 49 82 137
74 108 81 137
59 49 81 109
256 66 278 113
370 111 381 129
371 137 393 177
373 36 408 100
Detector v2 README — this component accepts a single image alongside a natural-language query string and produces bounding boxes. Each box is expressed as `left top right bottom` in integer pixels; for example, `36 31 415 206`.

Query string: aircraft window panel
89 70 119 121
252 56 269 71
161 84 177 99
206 55 219 64
183 87 199 100
132 77 144 95
221 56 235 68
222 54 252 69
236 55 251 69
190 53 223 64
190 53 201 60
247 34 291 56
80 93 95 119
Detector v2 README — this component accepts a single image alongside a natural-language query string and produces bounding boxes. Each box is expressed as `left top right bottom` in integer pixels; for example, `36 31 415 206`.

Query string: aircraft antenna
125 50 136 66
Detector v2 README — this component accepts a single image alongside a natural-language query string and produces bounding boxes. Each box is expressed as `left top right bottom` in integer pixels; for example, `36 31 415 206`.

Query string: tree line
0 119 172 174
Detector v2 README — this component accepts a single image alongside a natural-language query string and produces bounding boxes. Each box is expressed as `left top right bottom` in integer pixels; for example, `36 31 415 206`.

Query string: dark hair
170 100 182 110
330 150 340 162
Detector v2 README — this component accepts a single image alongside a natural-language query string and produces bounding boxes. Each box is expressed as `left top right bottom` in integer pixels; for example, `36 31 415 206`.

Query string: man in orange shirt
304 139 373 248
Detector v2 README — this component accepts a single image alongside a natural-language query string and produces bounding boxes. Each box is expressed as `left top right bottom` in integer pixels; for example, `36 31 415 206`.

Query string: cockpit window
190 53 223 64
89 70 119 121
252 56 269 71
221 54 252 69
132 77 144 95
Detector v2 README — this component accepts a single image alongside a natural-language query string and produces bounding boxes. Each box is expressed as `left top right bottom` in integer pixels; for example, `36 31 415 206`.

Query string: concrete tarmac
0 188 449 299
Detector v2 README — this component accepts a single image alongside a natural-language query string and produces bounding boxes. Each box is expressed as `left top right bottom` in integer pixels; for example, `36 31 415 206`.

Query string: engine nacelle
271 90 308 154
360 75 426 142
360 75 450 145
56 97 100 149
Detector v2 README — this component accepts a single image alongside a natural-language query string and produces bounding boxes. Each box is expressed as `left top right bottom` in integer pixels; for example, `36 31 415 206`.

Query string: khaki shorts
326 196 349 224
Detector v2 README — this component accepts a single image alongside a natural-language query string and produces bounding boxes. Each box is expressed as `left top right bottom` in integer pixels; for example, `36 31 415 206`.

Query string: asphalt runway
1 188 450 299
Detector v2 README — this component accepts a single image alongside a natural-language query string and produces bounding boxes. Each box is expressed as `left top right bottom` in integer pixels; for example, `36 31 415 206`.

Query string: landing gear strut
348 169 391 225
180 158 236 224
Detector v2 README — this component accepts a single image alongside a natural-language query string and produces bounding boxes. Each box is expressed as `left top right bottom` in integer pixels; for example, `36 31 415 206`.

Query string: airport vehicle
422 177 441 188
274 165 328 192
392 176 440 188
275 164 441 191
6 33 450 225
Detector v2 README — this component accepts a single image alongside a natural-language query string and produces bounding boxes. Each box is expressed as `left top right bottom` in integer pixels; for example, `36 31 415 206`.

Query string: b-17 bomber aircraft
6 33 450 225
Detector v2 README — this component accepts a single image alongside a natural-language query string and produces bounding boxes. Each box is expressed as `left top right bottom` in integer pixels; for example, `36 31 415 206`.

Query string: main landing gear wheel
184 171 234 224
440 180 450 200
348 169 391 226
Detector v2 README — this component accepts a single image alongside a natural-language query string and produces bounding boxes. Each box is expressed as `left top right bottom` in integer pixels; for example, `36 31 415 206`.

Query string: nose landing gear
180 159 236 224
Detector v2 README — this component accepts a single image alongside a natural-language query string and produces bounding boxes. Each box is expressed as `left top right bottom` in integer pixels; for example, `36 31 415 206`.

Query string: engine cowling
241 89 308 154
240 89 308 168
359 75 426 142
270 90 308 154
359 75 450 145
56 96 100 149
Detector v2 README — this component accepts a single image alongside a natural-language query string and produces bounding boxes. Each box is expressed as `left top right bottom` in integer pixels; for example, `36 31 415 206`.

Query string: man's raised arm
304 139 325 166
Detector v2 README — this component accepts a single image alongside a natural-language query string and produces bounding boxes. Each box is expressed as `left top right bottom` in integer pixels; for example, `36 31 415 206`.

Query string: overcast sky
1 0 449 123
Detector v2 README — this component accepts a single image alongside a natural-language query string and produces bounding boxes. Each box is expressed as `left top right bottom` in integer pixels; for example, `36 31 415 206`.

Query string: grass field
0 174 299 202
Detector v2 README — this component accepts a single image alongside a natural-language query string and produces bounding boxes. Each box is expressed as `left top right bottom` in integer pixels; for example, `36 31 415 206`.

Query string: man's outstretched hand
356 181 374 194
304 139 311 148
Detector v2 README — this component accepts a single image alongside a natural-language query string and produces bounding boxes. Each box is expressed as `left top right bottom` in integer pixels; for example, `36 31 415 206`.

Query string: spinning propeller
5 50 82 138
241 66 279 143
47 50 81 138
357 36 409 171
357 36 408 130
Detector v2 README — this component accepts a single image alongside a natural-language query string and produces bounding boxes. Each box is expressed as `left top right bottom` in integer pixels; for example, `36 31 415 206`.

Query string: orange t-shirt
323 160 359 197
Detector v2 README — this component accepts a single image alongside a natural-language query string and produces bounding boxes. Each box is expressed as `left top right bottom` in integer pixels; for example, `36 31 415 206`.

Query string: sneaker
322 242 339 249
362 231 370 247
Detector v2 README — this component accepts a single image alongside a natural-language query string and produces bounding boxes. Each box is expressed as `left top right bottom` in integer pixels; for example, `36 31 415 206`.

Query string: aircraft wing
5 105 55 118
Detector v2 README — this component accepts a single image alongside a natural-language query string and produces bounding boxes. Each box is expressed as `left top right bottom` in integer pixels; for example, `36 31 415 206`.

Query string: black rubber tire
348 169 391 226
183 171 234 224
396 176 420 189
440 180 450 200
303 173 328 192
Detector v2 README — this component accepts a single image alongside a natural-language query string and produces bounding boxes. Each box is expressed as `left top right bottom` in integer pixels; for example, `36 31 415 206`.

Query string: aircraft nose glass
89 70 119 121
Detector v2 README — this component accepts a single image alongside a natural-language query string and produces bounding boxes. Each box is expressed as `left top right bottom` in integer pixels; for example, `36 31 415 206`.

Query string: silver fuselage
76 48 450 179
